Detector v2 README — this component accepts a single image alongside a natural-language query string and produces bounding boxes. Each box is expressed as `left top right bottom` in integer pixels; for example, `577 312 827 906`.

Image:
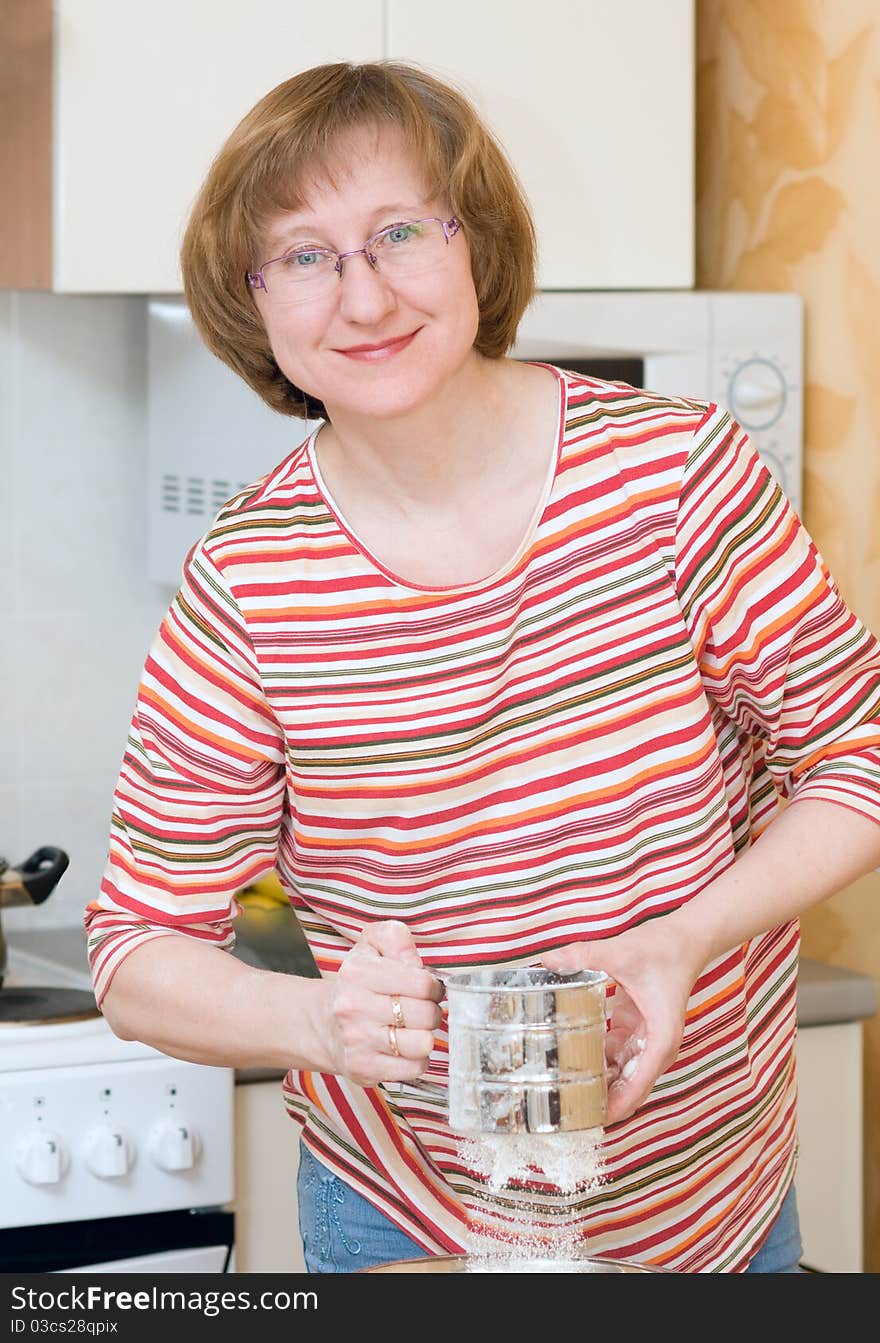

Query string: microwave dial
727 357 787 431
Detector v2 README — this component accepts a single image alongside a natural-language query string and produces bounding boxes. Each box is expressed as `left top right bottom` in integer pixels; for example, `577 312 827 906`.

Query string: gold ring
387 1024 400 1057
390 994 405 1029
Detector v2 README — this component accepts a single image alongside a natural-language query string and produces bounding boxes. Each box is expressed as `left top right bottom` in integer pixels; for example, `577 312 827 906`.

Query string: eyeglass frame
246 215 461 293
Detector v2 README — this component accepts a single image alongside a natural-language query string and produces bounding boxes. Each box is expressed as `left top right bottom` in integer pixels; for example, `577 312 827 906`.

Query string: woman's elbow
98 986 138 1041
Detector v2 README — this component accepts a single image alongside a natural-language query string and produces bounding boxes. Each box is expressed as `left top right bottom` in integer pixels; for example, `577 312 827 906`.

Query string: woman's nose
336 251 397 323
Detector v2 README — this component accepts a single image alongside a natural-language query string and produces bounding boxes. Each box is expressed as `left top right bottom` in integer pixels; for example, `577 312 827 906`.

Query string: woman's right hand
322 920 444 1086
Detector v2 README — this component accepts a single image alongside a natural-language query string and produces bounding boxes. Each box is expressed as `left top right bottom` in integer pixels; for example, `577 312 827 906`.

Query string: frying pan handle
15 846 70 904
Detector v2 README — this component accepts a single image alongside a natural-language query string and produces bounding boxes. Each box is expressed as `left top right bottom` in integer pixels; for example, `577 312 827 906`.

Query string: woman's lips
336 329 420 361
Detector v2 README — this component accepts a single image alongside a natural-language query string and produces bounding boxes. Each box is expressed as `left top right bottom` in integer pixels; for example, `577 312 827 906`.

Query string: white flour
457 1128 605 1194
443 969 620 1265
457 1127 606 1264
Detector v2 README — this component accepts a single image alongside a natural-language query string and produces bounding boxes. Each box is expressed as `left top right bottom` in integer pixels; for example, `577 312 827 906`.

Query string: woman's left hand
542 915 706 1125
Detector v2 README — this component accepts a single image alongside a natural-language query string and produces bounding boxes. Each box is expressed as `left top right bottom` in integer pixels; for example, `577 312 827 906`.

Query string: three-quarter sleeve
85 539 286 1004
675 404 880 822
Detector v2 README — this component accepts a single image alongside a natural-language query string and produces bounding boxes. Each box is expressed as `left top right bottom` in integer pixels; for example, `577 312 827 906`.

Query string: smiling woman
180 61 536 420
85 59 880 1276
244 124 483 432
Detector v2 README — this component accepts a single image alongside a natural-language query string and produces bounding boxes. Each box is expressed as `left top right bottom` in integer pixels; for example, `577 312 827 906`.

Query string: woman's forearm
99 935 335 1073
665 798 880 968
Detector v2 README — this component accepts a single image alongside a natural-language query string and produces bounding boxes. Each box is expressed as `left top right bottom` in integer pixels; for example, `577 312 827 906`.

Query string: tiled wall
0 292 173 932
696 0 880 1272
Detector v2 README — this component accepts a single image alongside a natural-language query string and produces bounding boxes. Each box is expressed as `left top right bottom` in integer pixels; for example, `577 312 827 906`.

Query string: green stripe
294 797 730 915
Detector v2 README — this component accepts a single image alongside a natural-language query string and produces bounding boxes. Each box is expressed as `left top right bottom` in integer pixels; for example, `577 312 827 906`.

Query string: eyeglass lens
260 218 455 301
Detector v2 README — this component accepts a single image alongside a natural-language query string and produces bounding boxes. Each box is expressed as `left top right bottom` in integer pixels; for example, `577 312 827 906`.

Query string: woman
86 61 880 1273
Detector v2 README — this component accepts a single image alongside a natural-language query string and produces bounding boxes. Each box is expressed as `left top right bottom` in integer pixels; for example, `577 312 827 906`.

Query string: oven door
0 1208 234 1274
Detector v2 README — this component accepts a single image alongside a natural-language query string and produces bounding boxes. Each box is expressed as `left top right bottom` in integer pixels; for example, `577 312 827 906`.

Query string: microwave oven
146 289 803 587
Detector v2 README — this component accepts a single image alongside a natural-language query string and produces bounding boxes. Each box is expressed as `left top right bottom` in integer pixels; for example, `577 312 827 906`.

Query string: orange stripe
294 739 717 854
139 685 268 763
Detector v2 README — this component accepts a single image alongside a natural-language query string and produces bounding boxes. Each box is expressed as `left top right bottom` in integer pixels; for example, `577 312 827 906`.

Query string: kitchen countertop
795 956 879 1026
5 921 878 1084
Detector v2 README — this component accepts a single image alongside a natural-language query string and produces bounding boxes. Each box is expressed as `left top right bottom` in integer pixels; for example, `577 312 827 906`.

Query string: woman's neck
308 358 560 588
315 353 527 512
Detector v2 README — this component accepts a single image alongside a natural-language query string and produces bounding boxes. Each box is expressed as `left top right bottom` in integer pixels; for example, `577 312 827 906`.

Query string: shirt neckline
306 362 566 594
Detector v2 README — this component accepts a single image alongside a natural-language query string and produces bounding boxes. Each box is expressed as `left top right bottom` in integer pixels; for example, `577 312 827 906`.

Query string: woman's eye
385 225 418 245
290 250 321 268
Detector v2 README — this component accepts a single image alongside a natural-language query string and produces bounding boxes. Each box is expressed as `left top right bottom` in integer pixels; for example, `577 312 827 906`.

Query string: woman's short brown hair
180 61 537 420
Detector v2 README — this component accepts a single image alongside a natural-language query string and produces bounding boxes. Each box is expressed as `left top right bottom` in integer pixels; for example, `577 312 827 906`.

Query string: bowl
362 1252 662 1273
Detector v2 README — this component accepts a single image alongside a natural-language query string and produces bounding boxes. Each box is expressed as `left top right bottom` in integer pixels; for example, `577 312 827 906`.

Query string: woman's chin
320 377 447 425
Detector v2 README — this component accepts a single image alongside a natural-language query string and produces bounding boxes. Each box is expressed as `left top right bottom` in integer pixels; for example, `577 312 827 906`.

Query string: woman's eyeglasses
247 216 461 303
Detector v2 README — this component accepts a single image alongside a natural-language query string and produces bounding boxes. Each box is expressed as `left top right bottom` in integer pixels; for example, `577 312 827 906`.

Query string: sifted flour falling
457 1127 607 1266
457 1128 605 1194
441 966 626 1265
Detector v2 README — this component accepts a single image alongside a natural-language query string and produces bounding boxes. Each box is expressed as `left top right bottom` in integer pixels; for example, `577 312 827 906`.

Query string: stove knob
83 1125 133 1179
147 1119 202 1172
15 1130 69 1185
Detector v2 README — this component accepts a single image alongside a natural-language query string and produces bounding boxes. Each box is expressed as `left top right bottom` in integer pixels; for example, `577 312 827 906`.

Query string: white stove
0 938 236 1273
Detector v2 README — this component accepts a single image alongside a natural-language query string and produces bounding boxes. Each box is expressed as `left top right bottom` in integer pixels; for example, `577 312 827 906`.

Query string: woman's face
251 125 481 424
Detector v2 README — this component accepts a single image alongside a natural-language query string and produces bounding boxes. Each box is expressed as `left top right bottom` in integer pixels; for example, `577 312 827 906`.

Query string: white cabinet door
50 2 692 292
234 1080 304 1273
387 0 695 289
53 1 383 292
795 1023 864 1273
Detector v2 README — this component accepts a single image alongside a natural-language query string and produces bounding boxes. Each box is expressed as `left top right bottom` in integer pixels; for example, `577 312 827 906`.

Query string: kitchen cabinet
0 0 383 292
794 958 876 1273
233 1077 305 1273
388 0 695 289
2 0 694 294
795 1023 866 1273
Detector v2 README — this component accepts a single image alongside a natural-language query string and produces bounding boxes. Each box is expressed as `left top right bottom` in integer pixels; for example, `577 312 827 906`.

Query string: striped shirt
86 368 880 1271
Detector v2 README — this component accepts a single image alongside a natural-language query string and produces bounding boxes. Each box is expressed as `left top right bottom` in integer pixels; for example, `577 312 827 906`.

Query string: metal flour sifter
439 966 609 1135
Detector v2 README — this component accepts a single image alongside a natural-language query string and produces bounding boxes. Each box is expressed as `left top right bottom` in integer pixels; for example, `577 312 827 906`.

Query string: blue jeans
743 1182 804 1273
296 1142 803 1273
297 1143 428 1273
